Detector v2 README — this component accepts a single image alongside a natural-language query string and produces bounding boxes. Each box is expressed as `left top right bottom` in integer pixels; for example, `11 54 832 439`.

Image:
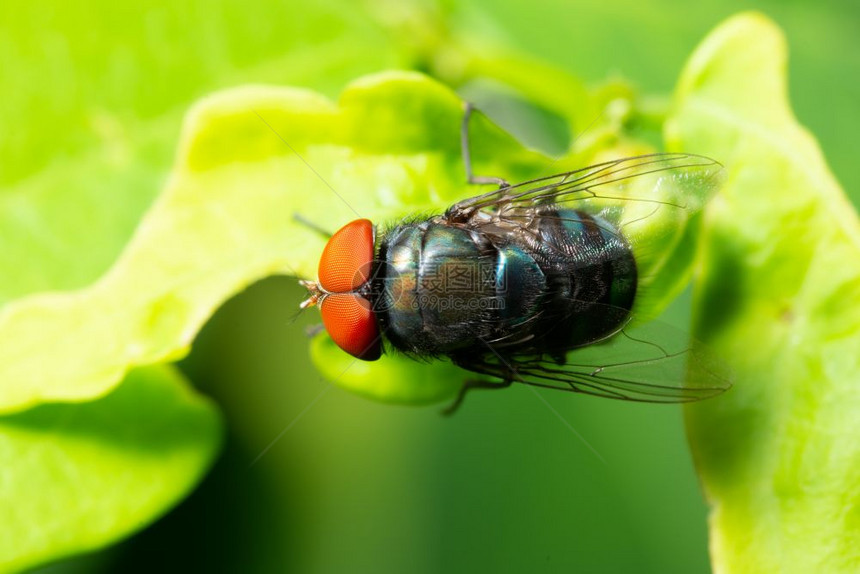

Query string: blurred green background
8 0 857 572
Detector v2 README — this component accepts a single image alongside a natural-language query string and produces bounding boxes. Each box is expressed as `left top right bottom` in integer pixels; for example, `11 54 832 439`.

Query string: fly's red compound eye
320 293 381 360
318 219 374 293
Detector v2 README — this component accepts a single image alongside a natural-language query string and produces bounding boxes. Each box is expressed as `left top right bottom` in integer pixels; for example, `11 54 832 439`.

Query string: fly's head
300 218 381 361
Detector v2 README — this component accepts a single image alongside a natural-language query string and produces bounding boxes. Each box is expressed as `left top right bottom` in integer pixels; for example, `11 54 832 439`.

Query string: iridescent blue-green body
373 208 637 361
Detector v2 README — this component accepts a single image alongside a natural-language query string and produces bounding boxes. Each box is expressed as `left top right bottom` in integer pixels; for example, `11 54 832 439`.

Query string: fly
299 104 731 413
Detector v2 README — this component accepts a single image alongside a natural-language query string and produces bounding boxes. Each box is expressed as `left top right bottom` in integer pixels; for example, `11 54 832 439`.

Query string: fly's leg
461 102 510 189
441 377 513 416
305 323 325 338
293 213 332 239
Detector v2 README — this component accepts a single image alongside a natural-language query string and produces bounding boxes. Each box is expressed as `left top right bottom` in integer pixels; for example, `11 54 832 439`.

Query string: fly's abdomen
494 243 546 329
528 208 637 351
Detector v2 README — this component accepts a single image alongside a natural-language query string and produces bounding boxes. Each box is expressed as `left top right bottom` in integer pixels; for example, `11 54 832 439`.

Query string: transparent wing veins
459 324 732 404
447 153 723 219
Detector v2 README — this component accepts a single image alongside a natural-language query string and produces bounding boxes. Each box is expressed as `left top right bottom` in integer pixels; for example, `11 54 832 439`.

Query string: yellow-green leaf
0 69 720 412
667 13 860 573
0 72 548 414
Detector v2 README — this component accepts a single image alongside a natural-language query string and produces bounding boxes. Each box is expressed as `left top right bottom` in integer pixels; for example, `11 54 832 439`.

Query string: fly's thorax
375 221 500 355
373 225 422 345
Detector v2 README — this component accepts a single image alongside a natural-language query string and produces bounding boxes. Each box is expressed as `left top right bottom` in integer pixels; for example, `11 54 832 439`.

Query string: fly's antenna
305 323 326 339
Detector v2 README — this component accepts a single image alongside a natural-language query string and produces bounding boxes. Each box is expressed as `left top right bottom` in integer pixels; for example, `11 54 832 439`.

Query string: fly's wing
445 153 725 323
444 153 729 401
446 153 723 261
454 318 732 403
448 153 723 221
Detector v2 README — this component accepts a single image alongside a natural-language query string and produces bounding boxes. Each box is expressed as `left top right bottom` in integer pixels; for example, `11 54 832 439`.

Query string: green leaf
310 333 466 405
0 5 405 567
0 1 405 305
667 13 860 573
0 70 718 411
0 72 548 414
0 365 221 572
